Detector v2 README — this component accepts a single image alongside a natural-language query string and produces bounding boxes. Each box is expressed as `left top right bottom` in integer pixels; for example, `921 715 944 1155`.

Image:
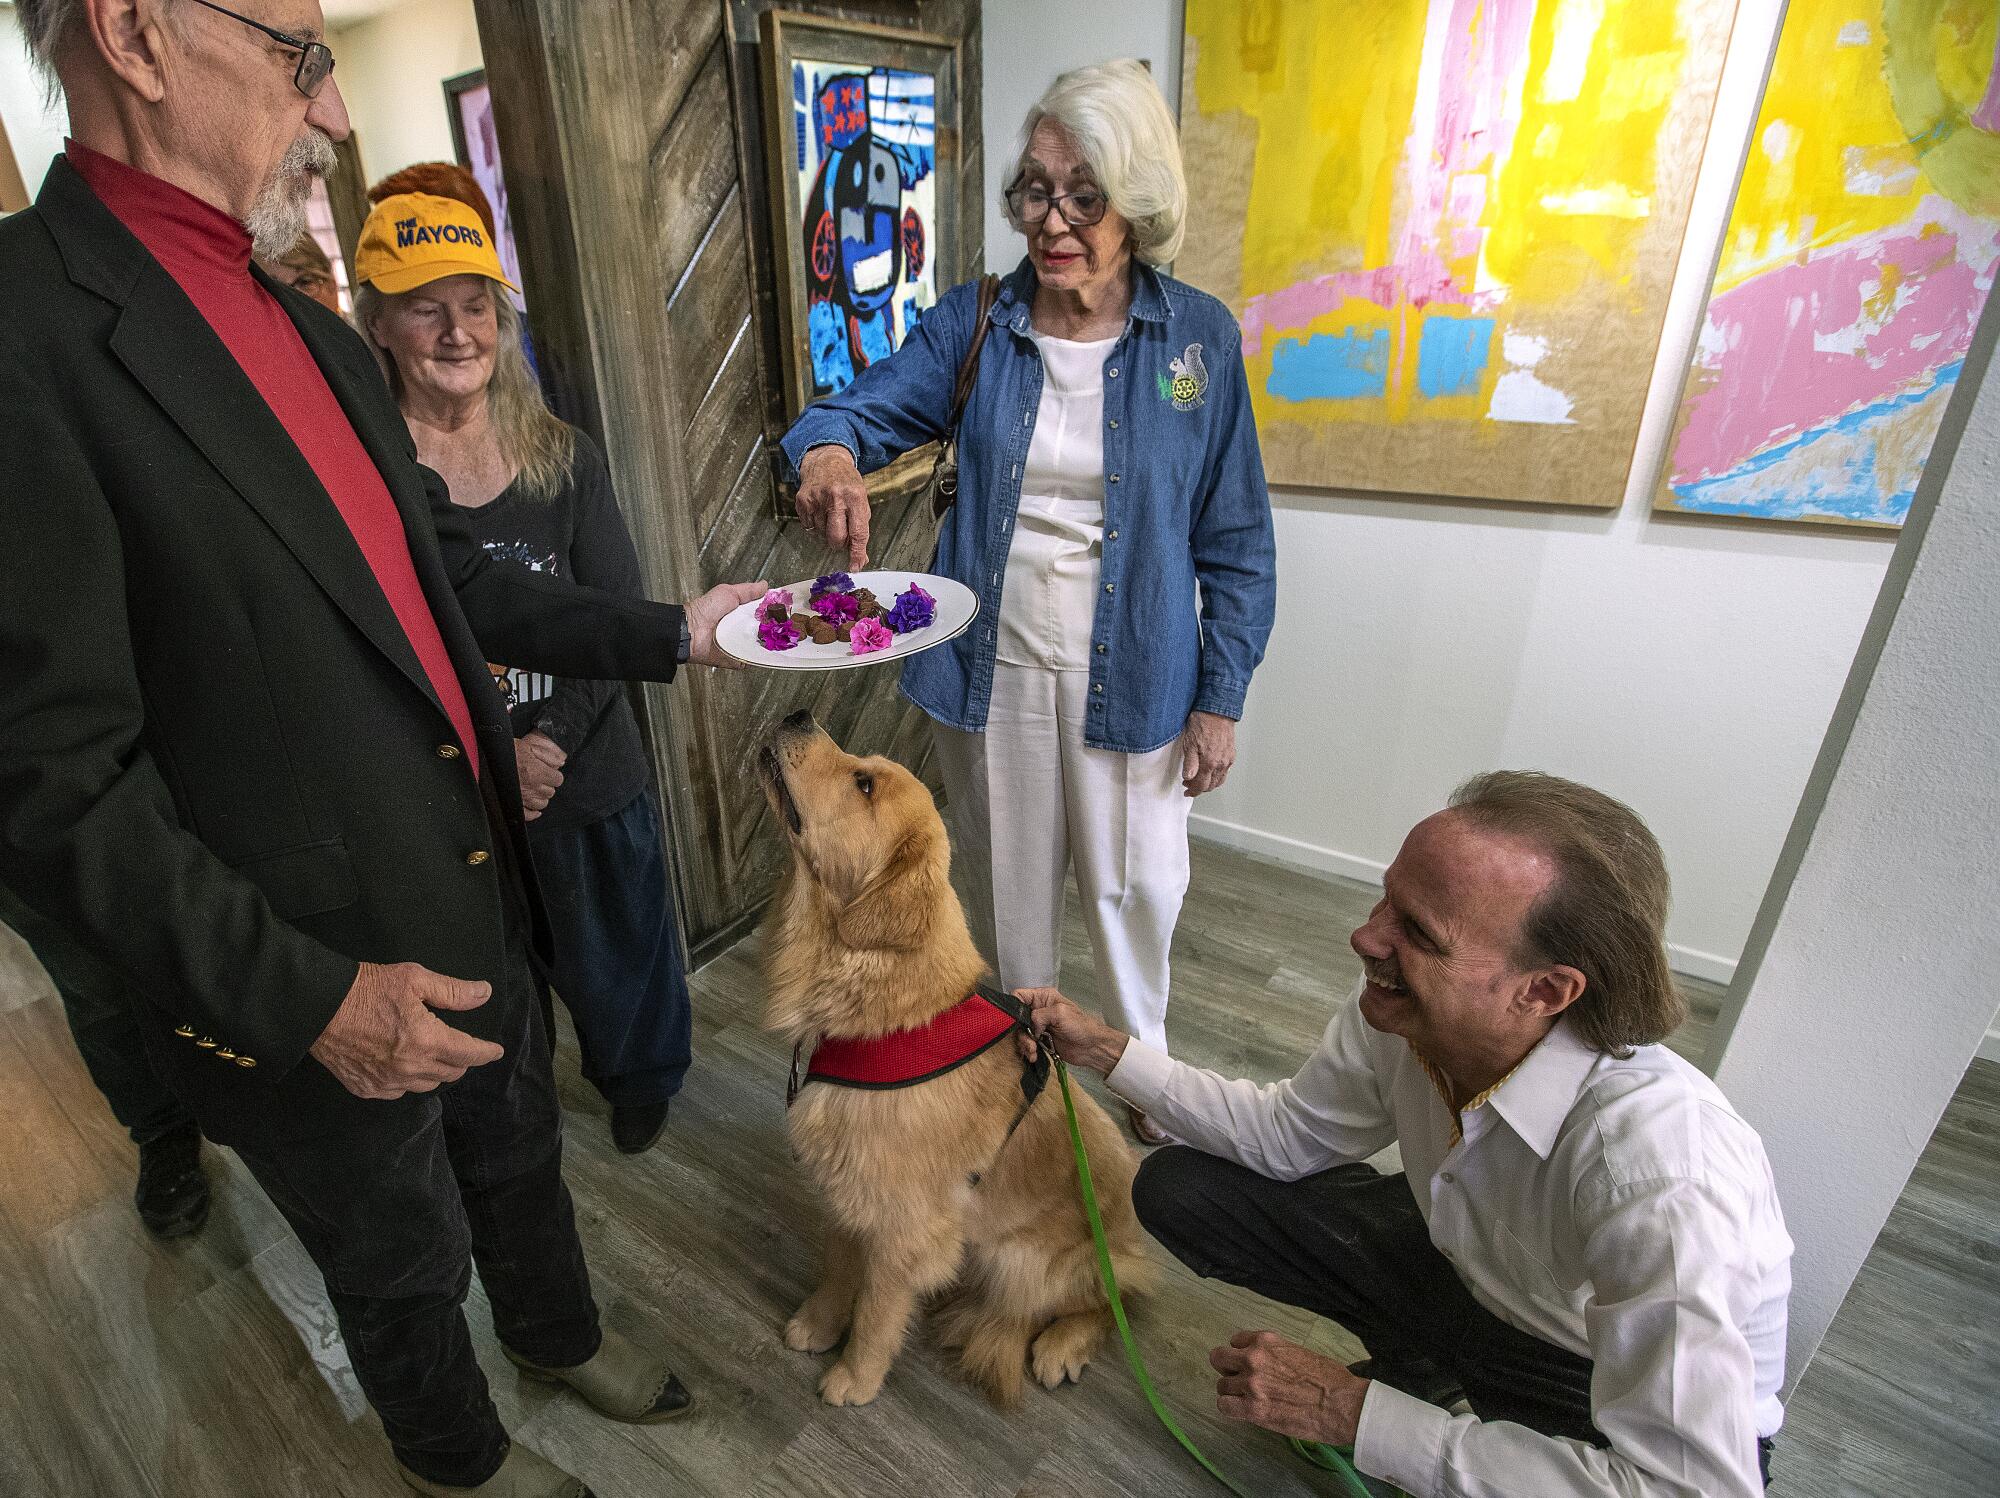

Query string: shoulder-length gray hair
1005 59 1187 266
356 278 575 501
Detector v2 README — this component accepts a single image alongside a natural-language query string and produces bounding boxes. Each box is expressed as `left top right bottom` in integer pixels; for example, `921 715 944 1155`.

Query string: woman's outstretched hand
795 444 872 569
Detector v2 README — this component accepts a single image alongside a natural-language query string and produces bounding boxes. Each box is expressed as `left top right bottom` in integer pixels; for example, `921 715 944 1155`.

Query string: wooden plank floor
0 839 1993 1495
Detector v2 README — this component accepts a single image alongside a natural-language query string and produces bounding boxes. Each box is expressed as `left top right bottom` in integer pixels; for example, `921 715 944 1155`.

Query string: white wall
1711 287 2000 1389
981 0 1895 981
0 3 68 200
328 0 483 187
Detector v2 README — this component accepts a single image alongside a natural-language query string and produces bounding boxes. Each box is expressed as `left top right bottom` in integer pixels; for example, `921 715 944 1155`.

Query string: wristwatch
676 613 692 665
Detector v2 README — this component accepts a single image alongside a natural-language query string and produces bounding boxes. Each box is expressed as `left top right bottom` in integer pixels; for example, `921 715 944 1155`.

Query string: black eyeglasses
1006 181 1109 229
186 0 336 99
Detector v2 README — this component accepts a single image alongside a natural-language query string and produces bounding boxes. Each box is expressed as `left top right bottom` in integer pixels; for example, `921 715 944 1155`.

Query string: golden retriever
757 711 1153 1408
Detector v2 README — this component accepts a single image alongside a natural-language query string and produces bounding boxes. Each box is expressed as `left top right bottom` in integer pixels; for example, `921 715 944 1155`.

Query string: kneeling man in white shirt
1024 771 1791 1497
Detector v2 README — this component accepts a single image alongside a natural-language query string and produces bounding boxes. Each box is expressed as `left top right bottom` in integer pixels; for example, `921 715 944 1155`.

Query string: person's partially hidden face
1348 811 1567 1060
166 2 349 255
369 275 500 406
1015 119 1133 300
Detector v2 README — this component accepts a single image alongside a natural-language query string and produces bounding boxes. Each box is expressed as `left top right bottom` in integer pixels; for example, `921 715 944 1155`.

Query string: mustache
282 129 338 181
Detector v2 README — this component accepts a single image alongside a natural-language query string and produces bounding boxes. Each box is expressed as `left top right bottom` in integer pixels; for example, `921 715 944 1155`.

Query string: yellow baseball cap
354 192 517 295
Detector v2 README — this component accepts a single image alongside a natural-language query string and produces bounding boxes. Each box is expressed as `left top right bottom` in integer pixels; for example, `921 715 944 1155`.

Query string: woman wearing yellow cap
354 191 692 1157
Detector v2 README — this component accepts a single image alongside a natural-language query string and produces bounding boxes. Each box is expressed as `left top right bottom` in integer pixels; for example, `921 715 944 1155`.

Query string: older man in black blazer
0 4 764 1495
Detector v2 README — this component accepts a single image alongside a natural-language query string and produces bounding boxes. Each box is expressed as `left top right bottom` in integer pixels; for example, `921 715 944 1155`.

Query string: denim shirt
780 260 1276 753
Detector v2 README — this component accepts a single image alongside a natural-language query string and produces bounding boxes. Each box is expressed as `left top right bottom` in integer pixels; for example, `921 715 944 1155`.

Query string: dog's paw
784 1310 844 1355
818 1361 884 1407
1030 1339 1091 1390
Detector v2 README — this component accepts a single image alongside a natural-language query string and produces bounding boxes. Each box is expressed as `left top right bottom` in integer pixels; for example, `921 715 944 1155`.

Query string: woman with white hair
782 60 1276 1145
354 191 694 1158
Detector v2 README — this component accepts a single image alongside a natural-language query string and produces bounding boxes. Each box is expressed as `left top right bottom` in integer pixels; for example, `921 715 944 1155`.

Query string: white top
996 331 1115 671
1107 987 1793 1498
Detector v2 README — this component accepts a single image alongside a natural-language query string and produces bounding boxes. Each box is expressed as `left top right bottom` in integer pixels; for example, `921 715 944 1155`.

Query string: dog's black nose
781 709 816 732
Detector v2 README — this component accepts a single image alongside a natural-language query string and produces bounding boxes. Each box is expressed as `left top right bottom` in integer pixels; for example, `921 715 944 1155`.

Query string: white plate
715 571 978 671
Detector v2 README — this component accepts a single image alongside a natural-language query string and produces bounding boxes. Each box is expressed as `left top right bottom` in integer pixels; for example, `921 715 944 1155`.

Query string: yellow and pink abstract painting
1179 0 1734 507
1657 1 2000 527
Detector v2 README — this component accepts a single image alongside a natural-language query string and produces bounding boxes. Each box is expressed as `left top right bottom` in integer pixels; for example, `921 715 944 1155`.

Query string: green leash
1054 1057 1402 1498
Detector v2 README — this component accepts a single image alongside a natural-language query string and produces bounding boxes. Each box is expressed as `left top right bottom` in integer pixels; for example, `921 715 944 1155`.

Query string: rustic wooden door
475 0 984 959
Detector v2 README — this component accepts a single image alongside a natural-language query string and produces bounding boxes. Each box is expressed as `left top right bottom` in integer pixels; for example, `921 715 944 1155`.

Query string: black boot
610 1101 668 1155
135 1122 210 1237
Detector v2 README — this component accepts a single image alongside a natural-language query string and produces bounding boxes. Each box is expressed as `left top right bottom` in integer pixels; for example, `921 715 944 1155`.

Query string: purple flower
813 590 862 625
809 571 855 600
883 582 937 635
758 616 803 651
848 618 894 655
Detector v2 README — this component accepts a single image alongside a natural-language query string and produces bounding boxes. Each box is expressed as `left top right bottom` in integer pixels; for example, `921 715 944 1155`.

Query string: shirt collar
1485 1017 1603 1159
995 256 1172 334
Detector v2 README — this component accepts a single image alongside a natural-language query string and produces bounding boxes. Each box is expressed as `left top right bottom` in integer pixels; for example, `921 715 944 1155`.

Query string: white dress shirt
1107 987 1792 1498
996 330 1114 671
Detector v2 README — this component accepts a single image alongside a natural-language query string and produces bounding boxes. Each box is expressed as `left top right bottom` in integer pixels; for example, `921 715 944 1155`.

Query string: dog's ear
834 828 940 952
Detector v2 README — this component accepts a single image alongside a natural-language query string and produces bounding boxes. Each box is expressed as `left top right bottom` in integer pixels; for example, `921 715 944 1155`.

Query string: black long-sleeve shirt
459 430 651 832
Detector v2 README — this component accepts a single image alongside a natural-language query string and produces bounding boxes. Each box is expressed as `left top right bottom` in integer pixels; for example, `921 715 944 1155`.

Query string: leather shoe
610 1100 669 1155
399 1439 591 1496
504 1322 693 1423
135 1122 210 1237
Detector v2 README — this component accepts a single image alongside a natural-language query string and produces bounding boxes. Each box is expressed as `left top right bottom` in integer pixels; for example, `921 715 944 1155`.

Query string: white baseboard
1980 1028 2000 1066
1189 811 1387 886
1189 813 1739 985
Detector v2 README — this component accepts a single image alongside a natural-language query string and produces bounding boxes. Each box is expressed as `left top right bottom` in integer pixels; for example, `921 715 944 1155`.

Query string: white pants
932 663 1192 1053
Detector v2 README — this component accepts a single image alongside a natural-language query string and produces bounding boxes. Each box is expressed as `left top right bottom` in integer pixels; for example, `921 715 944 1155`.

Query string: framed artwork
442 68 528 306
758 10 962 421
1656 1 2000 528
1178 0 1735 507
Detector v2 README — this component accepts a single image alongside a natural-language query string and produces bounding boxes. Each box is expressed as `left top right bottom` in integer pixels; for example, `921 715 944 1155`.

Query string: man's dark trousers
234 934 600 1488
0 888 193 1146
1133 1147 1774 1484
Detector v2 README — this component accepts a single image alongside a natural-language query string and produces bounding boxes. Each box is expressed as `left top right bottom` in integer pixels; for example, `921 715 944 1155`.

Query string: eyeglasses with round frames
1006 182 1109 229
185 0 336 99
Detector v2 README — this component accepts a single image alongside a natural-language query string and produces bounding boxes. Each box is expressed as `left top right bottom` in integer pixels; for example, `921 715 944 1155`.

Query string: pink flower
758 588 795 622
848 618 894 655
758 616 803 651
813 590 862 625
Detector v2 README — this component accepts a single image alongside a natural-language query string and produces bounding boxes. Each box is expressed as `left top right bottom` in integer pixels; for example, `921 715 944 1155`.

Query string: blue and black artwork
793 62 938 398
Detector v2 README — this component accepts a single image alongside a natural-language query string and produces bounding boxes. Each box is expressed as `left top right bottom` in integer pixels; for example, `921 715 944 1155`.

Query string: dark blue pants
528 790 692 1108
0 887 194 1145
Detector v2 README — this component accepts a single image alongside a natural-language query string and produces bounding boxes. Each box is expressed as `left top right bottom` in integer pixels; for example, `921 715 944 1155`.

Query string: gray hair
1447 771 1686 1057
18 0 185 97
355 278 576 502
15 0 82 87
1006 58 1187 266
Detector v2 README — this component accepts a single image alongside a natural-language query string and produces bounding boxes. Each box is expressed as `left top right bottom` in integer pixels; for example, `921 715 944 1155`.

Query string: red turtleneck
67 141 481 777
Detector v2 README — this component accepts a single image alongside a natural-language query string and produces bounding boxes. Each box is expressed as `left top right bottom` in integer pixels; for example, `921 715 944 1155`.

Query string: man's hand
310 961 506 1100
685 579 772 669
1211 1331 1369 1446
1015 986 1131 1076
794 444 871 569
514 731 566 821
1180 710 1237 797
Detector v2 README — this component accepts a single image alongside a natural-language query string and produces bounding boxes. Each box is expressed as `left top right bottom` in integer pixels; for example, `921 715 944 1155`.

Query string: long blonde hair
357 278 576 501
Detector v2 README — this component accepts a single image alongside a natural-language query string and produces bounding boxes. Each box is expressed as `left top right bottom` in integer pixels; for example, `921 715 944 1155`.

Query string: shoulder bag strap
931 273 1004 519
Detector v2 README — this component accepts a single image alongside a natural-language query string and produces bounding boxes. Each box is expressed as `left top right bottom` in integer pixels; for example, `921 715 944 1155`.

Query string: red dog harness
787 985 1048 1111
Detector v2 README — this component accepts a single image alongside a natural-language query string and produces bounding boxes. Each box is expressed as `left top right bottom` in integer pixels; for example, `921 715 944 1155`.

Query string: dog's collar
788 984 1044 1104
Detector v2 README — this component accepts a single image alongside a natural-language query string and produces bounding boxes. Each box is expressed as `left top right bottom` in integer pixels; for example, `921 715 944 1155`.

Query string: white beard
245 130 337 259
